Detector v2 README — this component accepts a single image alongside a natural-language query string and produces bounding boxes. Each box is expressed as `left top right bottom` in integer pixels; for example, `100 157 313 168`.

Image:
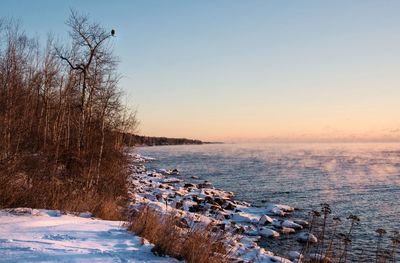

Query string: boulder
258 228 280 238
288 251 303 261
259 215 273 225
293 219 309 227
266 204 295 217
282 220 303 230
224 201 237 210
309 253 330 262
297 232 318 244
232 212 260 224
281 227 296 235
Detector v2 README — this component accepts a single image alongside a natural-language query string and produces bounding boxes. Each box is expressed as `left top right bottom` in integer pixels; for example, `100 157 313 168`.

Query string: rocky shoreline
127 153 322 263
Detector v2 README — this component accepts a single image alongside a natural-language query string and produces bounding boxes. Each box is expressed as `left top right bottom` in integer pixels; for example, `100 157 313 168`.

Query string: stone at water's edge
128 152 316 263
297 232 318 244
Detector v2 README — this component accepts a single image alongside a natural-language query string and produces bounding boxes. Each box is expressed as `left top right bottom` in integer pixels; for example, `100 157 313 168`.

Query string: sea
138 142 400 259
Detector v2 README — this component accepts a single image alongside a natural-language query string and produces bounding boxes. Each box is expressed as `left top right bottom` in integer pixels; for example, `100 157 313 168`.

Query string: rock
188 205 201 213
224 214 231 219
198 181 213 188
259 228 280 238
209 204 222 211
161 178 182 184
232 212 260 224
266 204 294 217
174 190 186 197
204 196 217 205
310 253 330 262
272 219 282 229
190 175 200 179
293 219 309 227
167 168 180 176
281 227 295 235
233 225 246 234
216 223 226 230
178 218 190 228
193 197 204 204
259 215 273 225
175 201 183 210
297 232 318 244
157 169 168 175
214 197 226 206
224 201 237 210
288 251 303 261
184 183 196 188
282 220 303 230
79 212 93 218
155 193 163 201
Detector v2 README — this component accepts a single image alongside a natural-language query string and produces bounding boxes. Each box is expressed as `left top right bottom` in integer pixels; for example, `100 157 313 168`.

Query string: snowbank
0 208 177 262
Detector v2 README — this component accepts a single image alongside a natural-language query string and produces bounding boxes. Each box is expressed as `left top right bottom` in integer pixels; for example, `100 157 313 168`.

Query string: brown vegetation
290 204 399 263
0 12 137 219
127 205 230 263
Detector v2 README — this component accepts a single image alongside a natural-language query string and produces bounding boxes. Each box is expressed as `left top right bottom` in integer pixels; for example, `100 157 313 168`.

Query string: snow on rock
259 227 280 238
297 232 318 244
232 212 260 224
288 251 304 261
266 204 295 216
310 253 330 262
281 227 296 235
293 219 309 227
259 214 273 225
282 219 303 230
126 152 305 263
0 209 177 262
79 212 92 218
272 218 283 228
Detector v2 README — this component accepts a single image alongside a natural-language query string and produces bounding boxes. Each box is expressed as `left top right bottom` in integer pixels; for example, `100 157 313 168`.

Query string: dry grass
0 152 129 220
284 204 400 263
127 205 229 263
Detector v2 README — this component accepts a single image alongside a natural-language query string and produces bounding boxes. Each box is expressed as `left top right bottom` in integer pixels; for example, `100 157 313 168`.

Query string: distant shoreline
123 133 223 147
134 141 224 147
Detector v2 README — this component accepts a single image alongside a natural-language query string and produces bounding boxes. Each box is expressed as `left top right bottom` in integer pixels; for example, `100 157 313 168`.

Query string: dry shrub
0 152 129 220
180 225 227 263
128 205 229 263
0 12 135 221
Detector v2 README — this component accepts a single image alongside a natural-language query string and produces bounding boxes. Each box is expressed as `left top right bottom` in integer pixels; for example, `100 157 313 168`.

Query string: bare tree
0 13 137 216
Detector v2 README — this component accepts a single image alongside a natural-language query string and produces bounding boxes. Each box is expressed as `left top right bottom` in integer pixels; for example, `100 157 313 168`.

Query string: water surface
138 143 400 256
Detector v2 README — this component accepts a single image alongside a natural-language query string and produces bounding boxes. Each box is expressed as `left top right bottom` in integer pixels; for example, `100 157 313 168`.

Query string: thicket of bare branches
0 12 137 218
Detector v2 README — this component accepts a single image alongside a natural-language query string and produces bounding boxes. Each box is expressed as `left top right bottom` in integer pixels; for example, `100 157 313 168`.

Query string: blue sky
2 1 400 141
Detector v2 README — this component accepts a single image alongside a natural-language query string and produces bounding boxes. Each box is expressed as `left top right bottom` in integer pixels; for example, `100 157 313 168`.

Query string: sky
1 0 400 142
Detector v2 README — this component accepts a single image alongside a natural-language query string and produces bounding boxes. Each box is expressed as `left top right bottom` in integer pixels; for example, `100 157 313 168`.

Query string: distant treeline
123 134 204 146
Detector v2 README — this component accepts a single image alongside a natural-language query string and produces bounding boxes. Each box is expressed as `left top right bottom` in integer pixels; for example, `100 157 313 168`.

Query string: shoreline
128 152 316 263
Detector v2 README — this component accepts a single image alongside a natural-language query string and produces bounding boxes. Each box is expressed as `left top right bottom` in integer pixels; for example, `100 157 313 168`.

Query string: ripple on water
139 143 400 259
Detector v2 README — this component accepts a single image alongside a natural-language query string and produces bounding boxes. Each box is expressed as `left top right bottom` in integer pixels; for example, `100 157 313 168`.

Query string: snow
266 204 294 216
258 214 273 225
0 209 177 262
231 212 260 224
282 220 303 230
127 153 303 262
258 228 280 238
297 232 318 243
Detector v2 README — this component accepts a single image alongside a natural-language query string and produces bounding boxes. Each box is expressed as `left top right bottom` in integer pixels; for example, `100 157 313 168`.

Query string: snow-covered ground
0 208 177 263
0 153 310 263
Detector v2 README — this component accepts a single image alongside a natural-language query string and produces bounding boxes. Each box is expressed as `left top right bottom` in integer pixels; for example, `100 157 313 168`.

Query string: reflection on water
138 143 400 257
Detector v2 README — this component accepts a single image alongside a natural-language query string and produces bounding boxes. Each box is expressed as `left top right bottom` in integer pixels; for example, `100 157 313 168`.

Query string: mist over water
138 143 400 256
